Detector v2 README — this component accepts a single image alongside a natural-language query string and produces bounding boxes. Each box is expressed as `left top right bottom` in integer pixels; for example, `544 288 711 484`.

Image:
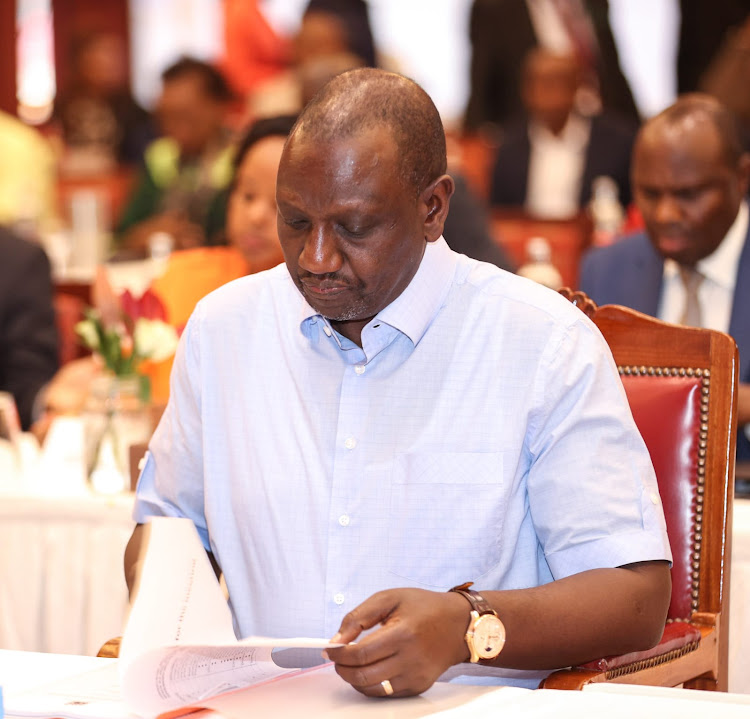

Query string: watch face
473 614 506 659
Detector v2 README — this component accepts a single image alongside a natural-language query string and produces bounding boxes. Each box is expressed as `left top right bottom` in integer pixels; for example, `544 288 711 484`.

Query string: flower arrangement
75 284 179 382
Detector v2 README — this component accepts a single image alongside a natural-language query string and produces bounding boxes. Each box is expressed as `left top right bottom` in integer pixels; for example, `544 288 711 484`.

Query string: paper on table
119 517 341 718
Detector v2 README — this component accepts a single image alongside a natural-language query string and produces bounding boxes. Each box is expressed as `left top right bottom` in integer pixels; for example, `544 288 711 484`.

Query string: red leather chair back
621 374 703 620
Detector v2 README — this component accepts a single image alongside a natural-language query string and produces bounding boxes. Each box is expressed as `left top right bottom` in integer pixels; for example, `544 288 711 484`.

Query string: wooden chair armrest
97 636 122 658
540 622 704 690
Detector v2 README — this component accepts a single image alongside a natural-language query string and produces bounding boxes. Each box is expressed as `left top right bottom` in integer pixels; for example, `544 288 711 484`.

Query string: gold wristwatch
450 582 506 663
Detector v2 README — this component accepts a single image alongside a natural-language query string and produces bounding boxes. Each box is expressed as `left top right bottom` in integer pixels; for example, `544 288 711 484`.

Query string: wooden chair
490 210 592 288
542 292 738 691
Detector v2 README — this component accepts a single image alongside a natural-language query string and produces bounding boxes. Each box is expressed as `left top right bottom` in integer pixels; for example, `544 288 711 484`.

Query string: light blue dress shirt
134 237 671 686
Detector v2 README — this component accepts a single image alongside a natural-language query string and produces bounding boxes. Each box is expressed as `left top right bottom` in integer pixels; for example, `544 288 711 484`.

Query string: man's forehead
639 116 725 160
635 121 730 176
281 126 398 175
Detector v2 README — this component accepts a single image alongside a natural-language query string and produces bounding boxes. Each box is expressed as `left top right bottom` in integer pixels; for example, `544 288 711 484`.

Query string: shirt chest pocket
387 452 506 588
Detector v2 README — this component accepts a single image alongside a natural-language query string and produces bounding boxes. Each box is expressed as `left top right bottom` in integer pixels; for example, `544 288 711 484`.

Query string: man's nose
653 194 682 225
298 225 343 275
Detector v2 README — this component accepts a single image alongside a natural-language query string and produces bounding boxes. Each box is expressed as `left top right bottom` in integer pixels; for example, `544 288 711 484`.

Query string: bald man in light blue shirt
128 68 671 697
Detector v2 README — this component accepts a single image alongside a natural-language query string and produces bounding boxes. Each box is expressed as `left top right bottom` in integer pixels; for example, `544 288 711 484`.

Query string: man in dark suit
490 48 636 215
464 0 638 133
0 227 59 430
580 94 750 463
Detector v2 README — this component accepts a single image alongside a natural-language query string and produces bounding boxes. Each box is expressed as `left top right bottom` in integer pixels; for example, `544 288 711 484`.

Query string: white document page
119 517 340 718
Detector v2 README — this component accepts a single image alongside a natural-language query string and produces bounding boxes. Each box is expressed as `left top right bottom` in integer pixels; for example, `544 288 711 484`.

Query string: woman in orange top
146 115 298 401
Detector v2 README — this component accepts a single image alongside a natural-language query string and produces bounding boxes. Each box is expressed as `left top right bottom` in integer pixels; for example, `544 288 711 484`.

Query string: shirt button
323 326 332 337
334 593 345 605
651 492 660 505
344 437 357 450
354 364 365 375
338 514 350 526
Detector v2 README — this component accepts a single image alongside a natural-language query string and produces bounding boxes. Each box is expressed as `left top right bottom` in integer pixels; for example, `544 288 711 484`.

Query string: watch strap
449 582 496 616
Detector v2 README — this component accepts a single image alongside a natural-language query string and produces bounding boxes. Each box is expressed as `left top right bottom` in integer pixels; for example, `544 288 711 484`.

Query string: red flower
120 289 167 322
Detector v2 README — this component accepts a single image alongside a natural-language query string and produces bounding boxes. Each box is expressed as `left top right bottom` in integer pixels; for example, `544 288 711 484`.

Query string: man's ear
420 174 455 243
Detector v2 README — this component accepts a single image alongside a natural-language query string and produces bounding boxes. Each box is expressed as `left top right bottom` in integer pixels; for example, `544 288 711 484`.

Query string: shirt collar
663 201 749 291
297 236 457 346
528 112 591 151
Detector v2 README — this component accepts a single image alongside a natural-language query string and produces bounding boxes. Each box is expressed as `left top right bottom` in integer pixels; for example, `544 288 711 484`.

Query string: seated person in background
0 111 58 235
116 58 235 253
127 68 671 696
489 48 636 218
0 228 58 431
464 0 639 134
150 115 296 333
136 115 297 404
53 30 154 173
250 0 376 118
579 94 750 468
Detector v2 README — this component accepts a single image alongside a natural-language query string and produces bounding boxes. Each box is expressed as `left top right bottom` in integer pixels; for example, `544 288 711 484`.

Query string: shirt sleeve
526 313 672 578
133 307 211 550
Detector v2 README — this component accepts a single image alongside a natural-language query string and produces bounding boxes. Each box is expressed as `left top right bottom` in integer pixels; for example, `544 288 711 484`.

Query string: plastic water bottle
148 231 174 277
517 237 563 289
589 175 624 247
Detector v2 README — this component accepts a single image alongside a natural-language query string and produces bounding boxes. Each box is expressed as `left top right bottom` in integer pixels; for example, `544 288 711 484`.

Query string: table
1 650 750 719
730 497 750 693
0 490 746 686
0 491 134 657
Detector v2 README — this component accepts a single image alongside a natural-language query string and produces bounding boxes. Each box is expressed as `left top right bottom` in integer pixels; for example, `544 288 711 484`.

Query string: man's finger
328 621 399 667
333 652 403 691
333 590 400 644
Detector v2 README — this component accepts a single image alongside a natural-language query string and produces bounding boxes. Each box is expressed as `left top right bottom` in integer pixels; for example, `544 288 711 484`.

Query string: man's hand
326 588 470 698
327 562 670 698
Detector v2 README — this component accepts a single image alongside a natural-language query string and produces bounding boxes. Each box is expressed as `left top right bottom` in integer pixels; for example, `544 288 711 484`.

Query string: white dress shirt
526 113 591 218
658 201 749 332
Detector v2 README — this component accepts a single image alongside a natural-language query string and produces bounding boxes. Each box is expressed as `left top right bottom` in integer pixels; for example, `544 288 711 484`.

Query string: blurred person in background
136 115 297 404
677 0 749 96
221 0 292 100
0 227 58 432
698 12 750 150
53 30 154 174
115 57 235 253
579 94 750 473
0 110 58 236
465 0 638 136
250 0 376 118
150 114 296 334
489 48 636 218
36 115 297 416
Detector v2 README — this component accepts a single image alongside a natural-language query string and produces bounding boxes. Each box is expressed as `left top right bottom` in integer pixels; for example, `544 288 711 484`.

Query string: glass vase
83 374 152 494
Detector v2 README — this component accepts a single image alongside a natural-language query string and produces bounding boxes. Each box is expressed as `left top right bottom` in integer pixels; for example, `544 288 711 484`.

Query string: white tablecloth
730 498 750 693
1 650 750 719
0 492 747 686
0 491 134 656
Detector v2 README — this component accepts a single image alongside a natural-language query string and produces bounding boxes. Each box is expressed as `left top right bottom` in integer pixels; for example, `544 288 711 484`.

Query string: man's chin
654 236 695 265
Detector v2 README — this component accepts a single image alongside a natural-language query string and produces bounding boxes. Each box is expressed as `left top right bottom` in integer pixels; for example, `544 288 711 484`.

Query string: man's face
276 127 430 343
521 54 578 134
157 75 225 157
633 121 748 267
